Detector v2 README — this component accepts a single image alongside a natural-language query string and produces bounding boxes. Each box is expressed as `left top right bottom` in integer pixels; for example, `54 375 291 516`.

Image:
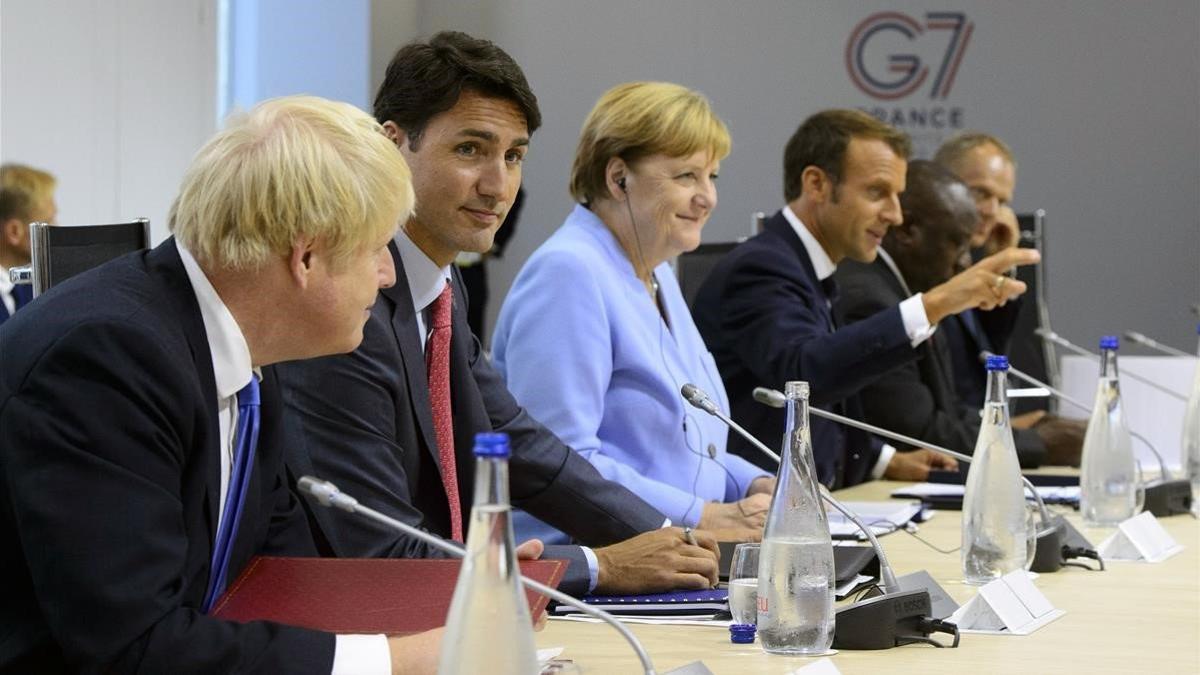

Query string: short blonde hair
569 82 730 205
934 132 1016 173
0 164 56 223
170 95 414 271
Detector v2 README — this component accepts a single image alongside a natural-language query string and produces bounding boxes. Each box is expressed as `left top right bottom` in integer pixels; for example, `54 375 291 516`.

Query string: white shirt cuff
332 633 391 675
900 294 937 347
870 444 897 480
582 546 600 593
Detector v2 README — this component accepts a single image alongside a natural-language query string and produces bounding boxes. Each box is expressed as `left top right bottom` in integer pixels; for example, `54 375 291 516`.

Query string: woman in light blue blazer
493 82 772 539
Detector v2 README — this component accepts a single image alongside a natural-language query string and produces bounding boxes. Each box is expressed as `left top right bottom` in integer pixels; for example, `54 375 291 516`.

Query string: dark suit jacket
277 242 666 595
0 241 330 674
691 211 919 487
942 245 1023 417
835 256 1047 467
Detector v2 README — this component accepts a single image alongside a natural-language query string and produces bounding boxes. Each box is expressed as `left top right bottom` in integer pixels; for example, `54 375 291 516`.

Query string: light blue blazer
493 205 768 528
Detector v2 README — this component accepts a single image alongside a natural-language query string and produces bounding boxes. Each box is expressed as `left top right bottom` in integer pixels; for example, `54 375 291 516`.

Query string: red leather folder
211 557 565 635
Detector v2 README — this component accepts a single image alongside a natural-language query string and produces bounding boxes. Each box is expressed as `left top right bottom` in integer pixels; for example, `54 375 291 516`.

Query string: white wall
228 0 372 114
375 0 1200 351
1 0 218 244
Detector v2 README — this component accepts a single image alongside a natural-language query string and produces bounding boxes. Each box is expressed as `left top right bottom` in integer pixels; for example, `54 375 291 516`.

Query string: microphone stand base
1030 520 1066 573
1142 478 1193 517
832 589 933 650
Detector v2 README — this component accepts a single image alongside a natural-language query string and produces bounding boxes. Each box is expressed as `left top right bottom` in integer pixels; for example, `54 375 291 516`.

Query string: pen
683 526 699 547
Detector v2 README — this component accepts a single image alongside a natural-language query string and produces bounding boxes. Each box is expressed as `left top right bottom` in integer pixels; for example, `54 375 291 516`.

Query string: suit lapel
381 241 443 470
146 240 223 547
765 211 835 330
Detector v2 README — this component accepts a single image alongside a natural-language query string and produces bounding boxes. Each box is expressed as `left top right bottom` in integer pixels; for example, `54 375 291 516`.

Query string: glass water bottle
1080 336 1139 526
757 381 835 655
962 354 1029 584
439 433 537 674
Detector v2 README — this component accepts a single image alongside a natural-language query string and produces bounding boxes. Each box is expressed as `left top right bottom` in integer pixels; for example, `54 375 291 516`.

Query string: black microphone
1036 329 1187 400
982 351 1193 518
750 387 1077 575
297 476 664 674
1124 331 1191 358
680 384 960 650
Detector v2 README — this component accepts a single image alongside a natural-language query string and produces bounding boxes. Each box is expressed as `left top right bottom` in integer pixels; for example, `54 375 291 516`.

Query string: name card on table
1097 511 1184 562
949 570 1065 635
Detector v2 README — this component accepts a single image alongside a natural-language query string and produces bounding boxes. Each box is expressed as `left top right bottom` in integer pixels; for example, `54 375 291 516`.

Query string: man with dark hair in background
835 160 1082 466
278 31 721 599
694 110 1039 487
0 163 57 325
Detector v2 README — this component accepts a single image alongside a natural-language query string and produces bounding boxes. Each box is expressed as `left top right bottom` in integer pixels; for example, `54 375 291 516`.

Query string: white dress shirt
176 241 390 675
0 263 16 316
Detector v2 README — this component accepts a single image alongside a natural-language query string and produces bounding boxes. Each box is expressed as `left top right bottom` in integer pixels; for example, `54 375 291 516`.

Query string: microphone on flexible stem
680 384 894 589
1124 331 1191 358
681 384 959 650
751 387 1075 575
298 476 663 675
981 351 1193 518
1036 329 1187 401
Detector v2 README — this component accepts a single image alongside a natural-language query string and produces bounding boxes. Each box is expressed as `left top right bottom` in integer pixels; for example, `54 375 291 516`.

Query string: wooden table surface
537 479 1200 674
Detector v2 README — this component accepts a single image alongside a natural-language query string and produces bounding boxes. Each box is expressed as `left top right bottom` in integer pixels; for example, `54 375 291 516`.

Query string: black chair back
26 219 150 296
1010 210 1059 413
676 241 739 307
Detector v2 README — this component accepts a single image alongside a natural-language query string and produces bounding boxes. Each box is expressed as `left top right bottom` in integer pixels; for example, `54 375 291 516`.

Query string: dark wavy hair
373 31 541 149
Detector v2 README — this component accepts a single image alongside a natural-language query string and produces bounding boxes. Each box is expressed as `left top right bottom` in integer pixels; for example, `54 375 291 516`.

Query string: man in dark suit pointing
693 109 1038 487
836 160 1084 466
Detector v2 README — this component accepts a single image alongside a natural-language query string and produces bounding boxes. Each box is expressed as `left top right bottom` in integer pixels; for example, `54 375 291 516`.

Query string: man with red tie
278 31 722 597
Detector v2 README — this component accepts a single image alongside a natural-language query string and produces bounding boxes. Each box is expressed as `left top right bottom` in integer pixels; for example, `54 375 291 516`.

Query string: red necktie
427 282 463 542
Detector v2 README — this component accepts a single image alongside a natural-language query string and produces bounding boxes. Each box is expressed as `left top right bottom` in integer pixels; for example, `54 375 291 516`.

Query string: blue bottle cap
729 623 756 644
1099 335 1120 350
985 354 1009 371
473 432 511 458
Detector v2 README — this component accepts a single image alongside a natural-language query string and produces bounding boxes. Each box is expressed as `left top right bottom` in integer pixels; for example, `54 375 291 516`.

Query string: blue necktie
819 276 839 329
203 377 261 612
0 285 33 325
12 284 33 310
959 308 992 352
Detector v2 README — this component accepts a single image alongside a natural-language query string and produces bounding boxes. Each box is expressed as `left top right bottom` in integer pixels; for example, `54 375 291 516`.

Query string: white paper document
827 500 923 538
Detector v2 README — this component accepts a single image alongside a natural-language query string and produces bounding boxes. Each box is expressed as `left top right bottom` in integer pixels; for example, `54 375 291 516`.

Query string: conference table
537 479 1200 674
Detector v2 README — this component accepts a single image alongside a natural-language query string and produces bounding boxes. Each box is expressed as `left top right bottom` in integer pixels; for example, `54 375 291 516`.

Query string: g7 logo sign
846 12 974 101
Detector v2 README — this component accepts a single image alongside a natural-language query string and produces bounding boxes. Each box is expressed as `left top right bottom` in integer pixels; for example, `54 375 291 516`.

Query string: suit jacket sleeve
715 243 915 406
2 321 332 674
492 249 710 524
457 269 667 541
836 264 975 454
277 309 454 563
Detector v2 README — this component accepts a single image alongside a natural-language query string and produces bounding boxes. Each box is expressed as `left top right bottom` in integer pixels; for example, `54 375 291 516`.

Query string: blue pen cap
1195 323 1199 335
473 432 511 458
985 354 1009 371
729 623 756 644
1099 335 1120 350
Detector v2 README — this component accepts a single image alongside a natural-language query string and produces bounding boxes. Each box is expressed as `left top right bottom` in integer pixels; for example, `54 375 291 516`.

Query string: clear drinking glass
728 543 760 626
